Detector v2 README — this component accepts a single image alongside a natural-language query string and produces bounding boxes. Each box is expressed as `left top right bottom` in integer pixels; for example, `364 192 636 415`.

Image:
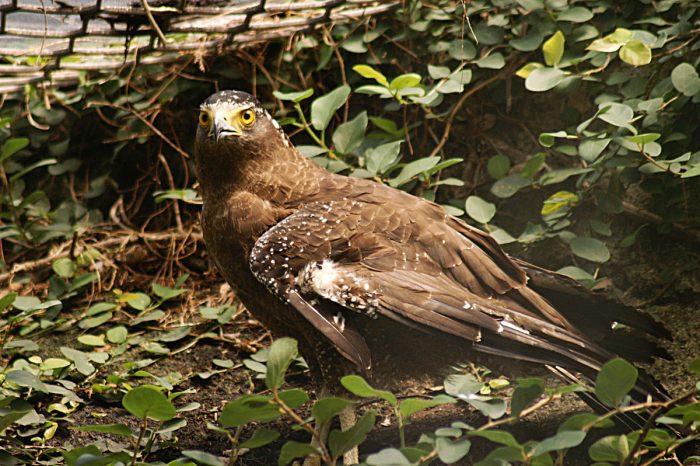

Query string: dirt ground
41 221 700 465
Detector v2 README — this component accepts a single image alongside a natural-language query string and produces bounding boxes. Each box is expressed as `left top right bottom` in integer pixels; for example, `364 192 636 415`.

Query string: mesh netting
0 0 398 93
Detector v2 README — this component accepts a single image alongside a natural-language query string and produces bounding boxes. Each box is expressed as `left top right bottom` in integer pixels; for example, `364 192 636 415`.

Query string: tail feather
514 259 671 341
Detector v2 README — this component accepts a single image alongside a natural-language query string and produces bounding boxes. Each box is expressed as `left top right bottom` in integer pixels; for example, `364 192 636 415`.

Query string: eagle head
195 90 289 158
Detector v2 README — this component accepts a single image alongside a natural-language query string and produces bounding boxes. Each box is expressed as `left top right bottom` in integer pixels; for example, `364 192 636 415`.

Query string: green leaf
525 67 566 92
428 65 450 79
79 312 113 330
0 137 29 163
60 347 96 375
448 39 477 61
539 130 568 148
366 448 411 465
75 423 133 437
86 302 116 316
278 441 318 466
474 24 504 45
152 282 185 301
569 237 610 263
62 446 131 466
467 397 507 419
273 89 314 103
689 357 700 376
365 141 403 175
40 358 71 371
589 435 628 462
476 53 506 69
328 410 376 458
3 339 39 353
310 85 350 131
595 358 638 407
388 157 440 187
619 40 651 66
6 369 48 392
511 31 544 52
598 102 634 131
530 430 586 456
355 85 392 98
353 65 388 86
436 436 471 463
0 293 17 313
557 6 593 22
389 73 422 91
543 31 565 67
240 428 280 449
487 154 511 179
399 395 456 419
106 326 128 344
332 111 367 154
265 337 298 390
312 397 354 425
627 133 660 144
9 158 57 183
671 63 700 96
52 258 76 278
341 375 397 405
468 430 521 447
445 374 484 396
182 450 225 466
587 28 632 52
541 191 579 216
219 390 307 427
491 174 530 198
522 152 546 178
0 398 33 433
579 138 611 162
122 386 176 421
559 413 614 431
220 394 279 427
516 62 544 79
511 378 544 417
465 196 496 224
540 168 592 185
118 292 151 311
77 334 106 347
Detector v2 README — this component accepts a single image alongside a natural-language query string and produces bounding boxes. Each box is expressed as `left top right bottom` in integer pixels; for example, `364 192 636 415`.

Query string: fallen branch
622 201 700 243
0 229 202 285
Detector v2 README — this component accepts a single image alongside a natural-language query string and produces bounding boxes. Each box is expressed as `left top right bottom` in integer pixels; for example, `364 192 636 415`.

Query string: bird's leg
303 415 331 466
339 405 359 465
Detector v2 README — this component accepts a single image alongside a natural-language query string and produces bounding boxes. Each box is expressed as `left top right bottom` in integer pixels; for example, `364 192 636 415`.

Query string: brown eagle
194 90 669 417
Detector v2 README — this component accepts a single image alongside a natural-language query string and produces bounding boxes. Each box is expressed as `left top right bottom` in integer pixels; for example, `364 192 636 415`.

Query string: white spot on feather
501 319 530 335
309 260 340 296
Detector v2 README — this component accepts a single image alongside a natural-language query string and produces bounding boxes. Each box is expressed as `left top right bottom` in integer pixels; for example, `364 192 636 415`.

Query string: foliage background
1 0 699 465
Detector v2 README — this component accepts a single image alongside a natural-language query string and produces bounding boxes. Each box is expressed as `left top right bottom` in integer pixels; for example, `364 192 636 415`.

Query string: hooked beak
214 111 242 142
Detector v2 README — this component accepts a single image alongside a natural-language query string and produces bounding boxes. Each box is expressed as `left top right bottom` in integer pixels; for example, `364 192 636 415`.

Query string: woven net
0 0 398 93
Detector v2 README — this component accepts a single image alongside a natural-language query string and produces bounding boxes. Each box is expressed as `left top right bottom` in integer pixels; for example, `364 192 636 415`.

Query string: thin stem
227 426 243 466
272 388 332 463
293 104 337 159
640 434 700 466
139 0 168 46
396 407 406 448
130 418 148 466
428 70 508 159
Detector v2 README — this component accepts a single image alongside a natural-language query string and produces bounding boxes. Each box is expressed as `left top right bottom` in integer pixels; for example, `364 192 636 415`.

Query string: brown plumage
194 90 670 416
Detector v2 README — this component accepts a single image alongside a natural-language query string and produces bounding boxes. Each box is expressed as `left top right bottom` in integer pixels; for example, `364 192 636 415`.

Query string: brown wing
249 196 621 376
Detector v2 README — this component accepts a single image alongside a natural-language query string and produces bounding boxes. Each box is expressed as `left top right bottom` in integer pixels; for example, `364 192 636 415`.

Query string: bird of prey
194 90 670 426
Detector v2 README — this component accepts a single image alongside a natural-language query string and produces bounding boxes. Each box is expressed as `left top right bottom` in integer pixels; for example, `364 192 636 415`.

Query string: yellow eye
199 111 211 128
239 109 256 127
